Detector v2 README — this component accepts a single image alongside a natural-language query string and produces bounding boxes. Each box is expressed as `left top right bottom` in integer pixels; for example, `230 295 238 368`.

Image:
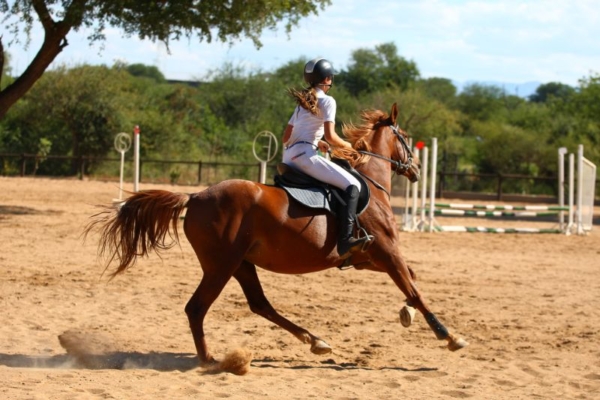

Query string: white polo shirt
286 88 336 147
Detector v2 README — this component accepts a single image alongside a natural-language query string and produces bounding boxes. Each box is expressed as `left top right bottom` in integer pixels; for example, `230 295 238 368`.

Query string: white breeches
282 143 361 191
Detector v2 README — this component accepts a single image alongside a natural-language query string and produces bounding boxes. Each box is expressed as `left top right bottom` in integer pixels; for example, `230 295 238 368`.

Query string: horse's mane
331 109 388 168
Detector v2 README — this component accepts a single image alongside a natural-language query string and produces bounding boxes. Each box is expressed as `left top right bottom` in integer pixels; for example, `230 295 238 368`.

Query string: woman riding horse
86 102 468 366
283 58 369 255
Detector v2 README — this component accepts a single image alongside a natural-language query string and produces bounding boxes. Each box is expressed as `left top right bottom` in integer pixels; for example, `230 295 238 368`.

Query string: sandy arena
1 176 599 399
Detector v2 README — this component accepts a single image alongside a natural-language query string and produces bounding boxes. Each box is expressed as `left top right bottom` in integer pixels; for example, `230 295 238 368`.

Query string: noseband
358 124 414 175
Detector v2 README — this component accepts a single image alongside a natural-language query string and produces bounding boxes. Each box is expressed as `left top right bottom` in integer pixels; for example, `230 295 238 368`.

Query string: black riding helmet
303 58 337 86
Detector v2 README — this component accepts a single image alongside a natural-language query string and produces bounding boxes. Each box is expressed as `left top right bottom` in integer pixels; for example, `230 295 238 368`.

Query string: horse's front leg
233 261 332 355
353 260 419 329
399 265 418 328
371 246 468 351
399 301 417 328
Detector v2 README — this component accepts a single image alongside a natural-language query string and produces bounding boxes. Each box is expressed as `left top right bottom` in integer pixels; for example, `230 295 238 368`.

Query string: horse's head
373 103 421 183
337 103 421 183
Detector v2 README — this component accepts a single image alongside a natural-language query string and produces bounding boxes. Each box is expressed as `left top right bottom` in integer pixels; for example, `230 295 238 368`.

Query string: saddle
273 158 370 216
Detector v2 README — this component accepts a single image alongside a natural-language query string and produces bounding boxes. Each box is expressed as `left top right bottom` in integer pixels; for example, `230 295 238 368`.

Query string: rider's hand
318 140 330 154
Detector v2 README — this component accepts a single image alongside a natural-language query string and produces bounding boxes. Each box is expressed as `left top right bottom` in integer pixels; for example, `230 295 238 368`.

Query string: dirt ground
1 176 599 400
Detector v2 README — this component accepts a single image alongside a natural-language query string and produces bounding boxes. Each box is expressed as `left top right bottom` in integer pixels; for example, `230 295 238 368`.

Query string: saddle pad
280 186 333 214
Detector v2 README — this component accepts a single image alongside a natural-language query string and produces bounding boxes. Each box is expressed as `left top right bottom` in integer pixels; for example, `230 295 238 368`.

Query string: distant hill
452 80 542 98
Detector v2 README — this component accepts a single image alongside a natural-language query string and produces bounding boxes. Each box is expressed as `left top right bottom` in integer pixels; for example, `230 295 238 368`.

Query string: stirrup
356 227 375 251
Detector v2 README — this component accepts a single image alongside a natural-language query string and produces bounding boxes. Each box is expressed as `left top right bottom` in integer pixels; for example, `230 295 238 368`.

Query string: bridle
358 124 414 175
356 123 415 199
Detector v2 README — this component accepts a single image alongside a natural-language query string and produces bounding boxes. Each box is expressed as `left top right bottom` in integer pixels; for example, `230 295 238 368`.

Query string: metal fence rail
1 152 599 201
0 153 278 185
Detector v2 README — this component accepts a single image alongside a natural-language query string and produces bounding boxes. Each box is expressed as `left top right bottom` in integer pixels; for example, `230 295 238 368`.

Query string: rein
358 171 391 199
356 124 414 200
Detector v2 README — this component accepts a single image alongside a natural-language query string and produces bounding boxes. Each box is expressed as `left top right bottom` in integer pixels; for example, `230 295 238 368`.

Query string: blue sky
3 0 599 87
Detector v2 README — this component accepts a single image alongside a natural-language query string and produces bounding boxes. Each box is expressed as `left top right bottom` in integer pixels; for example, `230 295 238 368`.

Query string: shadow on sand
251 357 438 372
0 352 438 374
0 351 198 371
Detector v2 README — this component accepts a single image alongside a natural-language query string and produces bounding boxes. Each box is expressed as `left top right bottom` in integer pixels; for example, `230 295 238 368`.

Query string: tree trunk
0 23 71 119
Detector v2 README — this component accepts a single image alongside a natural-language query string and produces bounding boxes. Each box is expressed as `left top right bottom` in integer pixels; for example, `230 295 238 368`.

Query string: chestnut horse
86 103 467 365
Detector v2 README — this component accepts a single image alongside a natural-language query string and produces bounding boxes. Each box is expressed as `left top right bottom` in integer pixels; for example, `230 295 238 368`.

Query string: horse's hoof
200 360 219 367
199 355 219 367
399 305 416 327
310 338 332 355
447 335 469 352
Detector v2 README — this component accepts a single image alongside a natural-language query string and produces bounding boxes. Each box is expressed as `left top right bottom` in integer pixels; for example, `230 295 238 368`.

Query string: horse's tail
84 190 189 278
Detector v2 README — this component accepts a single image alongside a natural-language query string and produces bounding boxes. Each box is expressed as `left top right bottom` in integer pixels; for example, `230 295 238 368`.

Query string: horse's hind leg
233 261 332 355
185 269 234 365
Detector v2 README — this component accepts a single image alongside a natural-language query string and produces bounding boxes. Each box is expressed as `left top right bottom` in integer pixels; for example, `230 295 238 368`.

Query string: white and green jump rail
419 203 568 234
402 140 596 235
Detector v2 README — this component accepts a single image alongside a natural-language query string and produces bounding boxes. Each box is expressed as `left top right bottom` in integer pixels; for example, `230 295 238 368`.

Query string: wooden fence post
79 156 85 180
20 153 26 176
497 174 504 201
197 161 203 185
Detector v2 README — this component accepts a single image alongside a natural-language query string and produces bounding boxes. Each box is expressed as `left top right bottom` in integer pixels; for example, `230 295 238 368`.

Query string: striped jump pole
412 139 585 234
401 140 591 235
425 202 572 234
436 226 564 234
431 203 569 212
425 209 562 218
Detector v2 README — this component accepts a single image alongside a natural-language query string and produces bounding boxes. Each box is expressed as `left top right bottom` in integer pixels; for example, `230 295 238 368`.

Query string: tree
272 57 308 88
416 77 457 106
0 0 331 119
1 48 12 89
126 63 166 83
529 82 575 103
456 83 505 122
565 74 600 161
1 64 134 173
201 63 293 160
339 42 420 97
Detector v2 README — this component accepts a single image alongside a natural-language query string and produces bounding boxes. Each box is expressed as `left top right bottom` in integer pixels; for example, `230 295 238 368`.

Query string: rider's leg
284 149 372 254
337 184 370 255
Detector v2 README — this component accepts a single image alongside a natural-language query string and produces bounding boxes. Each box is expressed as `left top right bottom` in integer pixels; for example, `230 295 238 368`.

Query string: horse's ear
390 103 398 125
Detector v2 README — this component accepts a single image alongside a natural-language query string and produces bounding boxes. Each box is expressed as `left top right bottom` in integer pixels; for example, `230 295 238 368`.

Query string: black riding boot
337 186 370 255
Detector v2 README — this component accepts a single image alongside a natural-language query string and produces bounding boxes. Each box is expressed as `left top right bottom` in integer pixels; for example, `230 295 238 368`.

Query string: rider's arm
324 121 352 150
282 124 294 146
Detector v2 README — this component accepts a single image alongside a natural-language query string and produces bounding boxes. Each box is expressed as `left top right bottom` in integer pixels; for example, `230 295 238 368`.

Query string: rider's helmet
303 58 337 86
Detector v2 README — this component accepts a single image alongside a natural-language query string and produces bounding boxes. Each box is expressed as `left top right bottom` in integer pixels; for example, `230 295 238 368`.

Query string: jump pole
403 175 411 229
566 153 575 235
428 138 438 233
420 140 575 234
576 144 584 235
133 125 140 192
438 226 564 234
427 209 563 217
418 144 429 229
401 140 430 231
558 147 567 231
410 148 420 230
431 204 569 211
402 138 413 230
